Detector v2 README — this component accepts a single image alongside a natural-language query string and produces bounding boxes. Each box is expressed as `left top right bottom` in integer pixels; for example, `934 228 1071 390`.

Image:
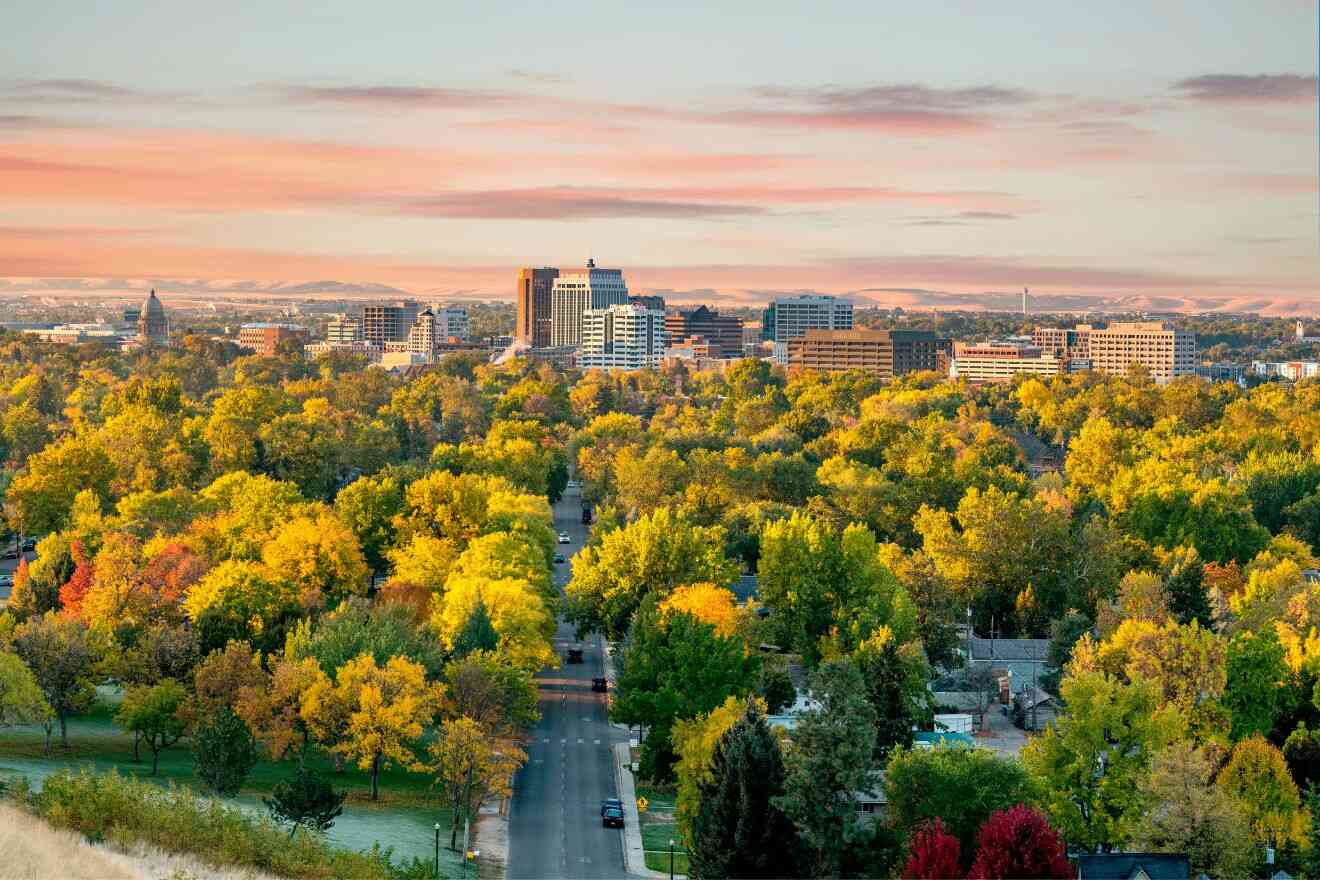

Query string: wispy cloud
402 188 762 219
1173 73 1317 103
275 84 515 108
4 78 193 104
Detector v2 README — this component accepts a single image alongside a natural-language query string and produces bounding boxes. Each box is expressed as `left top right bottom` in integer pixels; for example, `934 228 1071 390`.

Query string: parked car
21 537 36 551
591 677 608 693
557 532 571 544
602 806 624 828
2 547 18 560
553 553 566 565
600 798 622 816
0 574 13 588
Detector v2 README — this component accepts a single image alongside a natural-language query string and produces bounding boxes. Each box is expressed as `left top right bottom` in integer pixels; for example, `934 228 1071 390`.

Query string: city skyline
2 0 1318 312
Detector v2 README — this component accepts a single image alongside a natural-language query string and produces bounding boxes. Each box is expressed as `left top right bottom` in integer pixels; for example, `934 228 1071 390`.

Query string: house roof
728 574 759 602
969 636 1051 662
1013 686 1056 709
912 731 975 748
1077 853 1190 880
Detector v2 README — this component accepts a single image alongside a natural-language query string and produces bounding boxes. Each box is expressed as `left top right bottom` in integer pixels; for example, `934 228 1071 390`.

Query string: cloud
276 84 514 108
1173 73 1317 103
5 78 193 104
402 188 762 219
903 210 1018 226
752 83 1034 111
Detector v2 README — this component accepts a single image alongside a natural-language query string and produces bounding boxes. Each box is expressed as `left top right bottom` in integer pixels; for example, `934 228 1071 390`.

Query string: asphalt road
0 540 34 604
506 485 628 880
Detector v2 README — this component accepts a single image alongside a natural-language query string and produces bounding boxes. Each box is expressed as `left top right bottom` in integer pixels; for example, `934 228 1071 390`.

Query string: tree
235 655 327 766
966 804 1071 880
1285 723 1320 791
1218 735 1311 848
81 531 154 627
334 474 403 572
566 507 739 639
452 600 499 657
1158 545 1212 627
429 716 524 850
116 680 188 774
688 703 799 879
58 540 95 620
659 583 741 638
193 640 266 716
387 534 460 593
294 599 446 680
431 574 556 673
7 435 115 534
302 653 441 800
441 651 539 740
193 707 259 796
0 651 51 729
674 696 762 845
261 511 369 609
884 745 1039 857
11 612 97 750
855 631 931 763
1021 670 1184 852
265 766 345 836
183 559 300 630
611 607 759 779
1225 627 1290 741
1130 742 1257 879
776 658 878 877
901 819 962 880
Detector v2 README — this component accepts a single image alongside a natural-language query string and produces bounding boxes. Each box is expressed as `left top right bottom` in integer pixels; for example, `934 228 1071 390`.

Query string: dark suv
602 806 624 828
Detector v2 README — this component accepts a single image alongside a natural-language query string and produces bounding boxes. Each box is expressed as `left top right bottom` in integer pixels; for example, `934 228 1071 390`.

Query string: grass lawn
636 785 688 878
0 687 470 876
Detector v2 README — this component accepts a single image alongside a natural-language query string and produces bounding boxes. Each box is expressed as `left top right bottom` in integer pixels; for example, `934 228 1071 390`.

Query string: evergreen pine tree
193 707 259 796
689 702 798 879
453 599 499 657
1162 545 1212 627
265 766 345 836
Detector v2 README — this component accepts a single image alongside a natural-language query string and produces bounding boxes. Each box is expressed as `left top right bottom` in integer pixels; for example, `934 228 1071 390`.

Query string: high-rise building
578 303 664 371
550 259 630 348
1084 322 1196 383
362 300 420 347
663 305 745 359
137 289 169 342
238 322 308 356
406 308 438 357
762 294 853 343
516 267 559 347
432 305 470 341
1031 325 1098 359
326 314 364 343
949 341 1073 384
788 328 942 377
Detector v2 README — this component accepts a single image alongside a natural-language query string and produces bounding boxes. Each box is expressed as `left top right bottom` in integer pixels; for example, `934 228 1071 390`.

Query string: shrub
31 768 392 880
193 708 259 796
265 767 345 835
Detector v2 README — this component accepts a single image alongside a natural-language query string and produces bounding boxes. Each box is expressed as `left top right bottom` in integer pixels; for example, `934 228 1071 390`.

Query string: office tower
326 314 364 343
1031 325 1097 359
362 300 420 346
516 267 559 347
787 328 941 377
137 289 169 342
406 308 437 356
550 259 630 348
1086 322 1196 383
663 306 745 359
949 341 1072 384
578 304 664 371
764 294 853 342
433 305 470 341
238 323 308 356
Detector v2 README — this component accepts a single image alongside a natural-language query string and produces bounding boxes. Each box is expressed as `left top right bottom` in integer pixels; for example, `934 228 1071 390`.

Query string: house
1077 853 1189 880
967 636 1053 695
1011 686 1059 731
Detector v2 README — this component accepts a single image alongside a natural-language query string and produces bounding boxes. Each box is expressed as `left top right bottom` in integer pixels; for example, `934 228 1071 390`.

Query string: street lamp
433 823 441 880
668 838 675 880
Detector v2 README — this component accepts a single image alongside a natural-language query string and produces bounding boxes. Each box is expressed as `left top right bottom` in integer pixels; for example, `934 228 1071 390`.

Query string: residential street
506 484 628 879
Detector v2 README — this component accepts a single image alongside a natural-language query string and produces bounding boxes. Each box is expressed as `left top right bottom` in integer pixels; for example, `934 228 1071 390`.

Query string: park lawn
636 785 688 878
0 689 469 874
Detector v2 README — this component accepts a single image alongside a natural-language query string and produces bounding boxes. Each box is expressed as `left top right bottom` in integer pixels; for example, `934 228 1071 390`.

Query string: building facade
1253 360 1320 381
326 313 364 344
762 294 853 343
550 259 630 348
304 340 382 363
516 267 559 348
432 305 470 341
406 308 438 357
949 341 1071 384
362 301 420 347
238 322 309 356
578 304 664 371
1030 325 1096 359
788 329 942 377
137 289 169 342
1085 321 1196 383
663 305 745 359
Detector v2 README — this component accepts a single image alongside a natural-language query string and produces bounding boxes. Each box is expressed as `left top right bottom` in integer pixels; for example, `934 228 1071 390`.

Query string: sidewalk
475 799 507 880
612 743 668 879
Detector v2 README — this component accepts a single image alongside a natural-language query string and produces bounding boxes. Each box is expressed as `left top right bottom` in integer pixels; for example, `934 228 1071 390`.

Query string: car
602 806 624 828
553 553 566 565
591 677 608 693
557 532 571 544
2 548 18 560
0 575 13 588
600 798 622 816
567 479 580 489
566 647 584 664
20 538 36 552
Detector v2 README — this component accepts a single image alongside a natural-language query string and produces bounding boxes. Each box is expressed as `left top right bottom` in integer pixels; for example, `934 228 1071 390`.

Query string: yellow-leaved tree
673 695 766 846
302 653 442 800
659 583 741 638
432 575 556 672
234 655 328 766
430 716 525 851
261 510 369 609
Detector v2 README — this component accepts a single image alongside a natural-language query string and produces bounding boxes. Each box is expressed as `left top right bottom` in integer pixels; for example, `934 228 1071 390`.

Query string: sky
1 0 1318 310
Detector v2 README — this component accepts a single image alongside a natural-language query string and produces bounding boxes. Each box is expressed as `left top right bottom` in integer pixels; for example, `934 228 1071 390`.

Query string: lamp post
668 838 675 880
433 823 441 879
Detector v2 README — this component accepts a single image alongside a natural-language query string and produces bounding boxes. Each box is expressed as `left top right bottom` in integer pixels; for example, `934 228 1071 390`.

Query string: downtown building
325 313 364 344
516 267 559 348
578 303 664 371
664 305 745 359
787 328 944 377
550 259 630 347
762 294 853 364
362 301 420 347
238 322 309 356
949 341 1076 385
432 305 470 341
1084 322 1196 383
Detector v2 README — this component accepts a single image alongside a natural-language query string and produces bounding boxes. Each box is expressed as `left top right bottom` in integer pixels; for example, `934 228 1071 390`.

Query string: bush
31 768 393 880
193 708 259 796
265 767 345 835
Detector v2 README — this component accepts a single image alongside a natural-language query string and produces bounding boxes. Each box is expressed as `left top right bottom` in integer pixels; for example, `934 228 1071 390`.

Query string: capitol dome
137 289 169 342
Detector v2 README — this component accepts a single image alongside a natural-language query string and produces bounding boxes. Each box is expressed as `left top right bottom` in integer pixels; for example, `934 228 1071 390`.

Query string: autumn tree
334 474 404 572
235 655 327 765
441 651 539 740
429 716 524 850
0 651 52 729
966 804 1071 880
432 574 556 672
11 612 97 750
260 510 369 609
194 640 266 716
1218 735 1311 849
901 819 962 880
116 679 188 774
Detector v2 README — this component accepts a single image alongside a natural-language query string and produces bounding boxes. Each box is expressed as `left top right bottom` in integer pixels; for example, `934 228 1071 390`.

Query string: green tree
8 436 115 534
1225 628 1290 741
0 651 52 728
1022 670 1184 852
11 612 98 750
854 632 931 763
452 600 500 657
688 703 799 879
1158 544 1212 627
567 507 739 639
116 679 188 775
1219 735 1311 848
291 599 446 680
333 474 403 571
775 658 877 877
193 707 259 796
265 766 345 836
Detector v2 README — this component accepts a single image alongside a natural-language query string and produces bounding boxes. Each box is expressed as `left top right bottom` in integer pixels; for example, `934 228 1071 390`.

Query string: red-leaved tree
903 818 963 880
58 540 94 620
967 803 1072 880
